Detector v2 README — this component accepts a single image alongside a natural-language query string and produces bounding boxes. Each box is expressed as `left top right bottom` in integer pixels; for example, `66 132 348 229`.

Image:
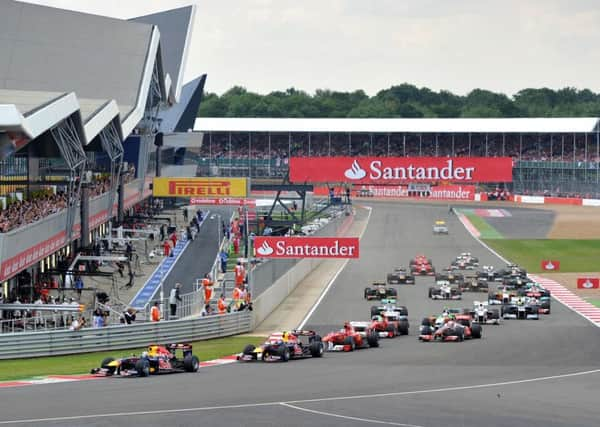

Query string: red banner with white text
290 157 513 184
577 278 599 289
253 236 360 259
314 185 476 200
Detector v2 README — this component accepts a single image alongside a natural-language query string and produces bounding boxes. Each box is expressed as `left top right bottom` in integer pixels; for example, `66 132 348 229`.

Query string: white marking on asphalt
279 402 424 427
297 206 373 330
1 368 598 425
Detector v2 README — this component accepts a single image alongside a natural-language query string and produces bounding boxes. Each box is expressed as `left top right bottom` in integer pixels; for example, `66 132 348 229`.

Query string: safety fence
0 310 252 359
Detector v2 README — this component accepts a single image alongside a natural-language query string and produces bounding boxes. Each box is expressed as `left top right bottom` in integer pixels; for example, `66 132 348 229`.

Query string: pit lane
0 202 598 427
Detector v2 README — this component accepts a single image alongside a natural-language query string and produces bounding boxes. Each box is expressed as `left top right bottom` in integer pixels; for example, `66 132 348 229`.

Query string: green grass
587 299 600 308
464 212 503 239
0 335 265 382
483 239 600 273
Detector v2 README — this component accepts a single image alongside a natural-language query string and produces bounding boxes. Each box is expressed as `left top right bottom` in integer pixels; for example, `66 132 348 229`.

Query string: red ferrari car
410 255 435 276
370 312 409 337
323 322 379 351
419 315 482 342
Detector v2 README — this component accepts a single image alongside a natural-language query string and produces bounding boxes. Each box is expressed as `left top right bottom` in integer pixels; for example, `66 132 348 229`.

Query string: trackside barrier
251 210 355 329
0 311 251 360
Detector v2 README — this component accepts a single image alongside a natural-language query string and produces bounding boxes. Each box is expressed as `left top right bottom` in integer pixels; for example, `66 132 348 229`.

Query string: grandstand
0 1 204 305
193 117 600 197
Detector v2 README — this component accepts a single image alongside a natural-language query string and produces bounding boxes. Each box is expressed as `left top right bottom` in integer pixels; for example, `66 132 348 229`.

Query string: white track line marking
297 206 373 330
1 368 598 425
279 402 424 427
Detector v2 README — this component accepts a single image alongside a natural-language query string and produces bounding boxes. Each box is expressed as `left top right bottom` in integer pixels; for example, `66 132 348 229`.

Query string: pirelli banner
290 157 513 184
152 177 248 198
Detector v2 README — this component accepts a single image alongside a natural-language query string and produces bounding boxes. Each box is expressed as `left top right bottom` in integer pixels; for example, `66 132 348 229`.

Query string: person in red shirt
202 273 214 303
217 294 227 314
234 261 245 287
150 302 161 322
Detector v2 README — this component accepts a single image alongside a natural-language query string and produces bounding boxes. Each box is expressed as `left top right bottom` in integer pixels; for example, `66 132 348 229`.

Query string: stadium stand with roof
193 117 600 197
0 1 205 299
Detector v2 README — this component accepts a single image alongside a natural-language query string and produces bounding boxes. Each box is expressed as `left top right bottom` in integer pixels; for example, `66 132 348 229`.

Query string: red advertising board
541 260 560 271
253 236 359 259
315 185 476 200
577 278 599 289
290 157 513 184
190 198 257 207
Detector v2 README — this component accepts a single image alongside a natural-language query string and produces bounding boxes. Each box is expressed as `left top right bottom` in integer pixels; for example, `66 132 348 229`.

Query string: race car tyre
243 344 256 355
370 306 380 318
101 357 115 369
184 355 200 372
471 323 482 339
278 346 290 362
428 287 434 298
135 359 150 377
343 336 356 351
309 341 324 357
367 331 379 348
389 288 398 297
364 288 370 299
386 324 396 337
398 320 409 335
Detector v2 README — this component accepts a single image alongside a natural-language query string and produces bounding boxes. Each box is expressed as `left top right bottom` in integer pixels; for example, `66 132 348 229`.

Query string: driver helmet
141 351 149 359
282 331 290 341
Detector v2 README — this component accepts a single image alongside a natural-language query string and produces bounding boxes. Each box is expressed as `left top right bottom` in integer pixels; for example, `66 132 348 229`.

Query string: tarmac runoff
1 201 598 427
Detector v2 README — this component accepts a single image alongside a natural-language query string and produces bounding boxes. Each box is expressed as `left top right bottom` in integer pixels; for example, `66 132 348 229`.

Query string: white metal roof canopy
194 117 600 134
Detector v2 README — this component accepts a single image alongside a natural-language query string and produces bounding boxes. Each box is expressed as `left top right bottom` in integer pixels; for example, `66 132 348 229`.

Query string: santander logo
544 261 555 270
344 160 367 180
256 241 274 256
582 280 594 289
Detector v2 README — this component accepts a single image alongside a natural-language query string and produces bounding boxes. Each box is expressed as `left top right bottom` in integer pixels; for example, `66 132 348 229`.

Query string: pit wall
251 212 354 329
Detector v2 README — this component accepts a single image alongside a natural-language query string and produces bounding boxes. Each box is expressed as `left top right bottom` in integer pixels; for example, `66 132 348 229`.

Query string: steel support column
98 122 124 219
50 116 86 239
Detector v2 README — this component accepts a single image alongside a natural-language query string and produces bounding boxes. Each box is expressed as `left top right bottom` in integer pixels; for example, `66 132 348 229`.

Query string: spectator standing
169 283 182 317
220 249 228 274
217 294 227 314
234 260 245 287
74 276 84 299
150 301 161 322
183 207 188 222
202 273 214 303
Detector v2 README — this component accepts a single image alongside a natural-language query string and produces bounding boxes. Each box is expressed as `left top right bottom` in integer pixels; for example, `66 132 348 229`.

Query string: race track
1 202 599 427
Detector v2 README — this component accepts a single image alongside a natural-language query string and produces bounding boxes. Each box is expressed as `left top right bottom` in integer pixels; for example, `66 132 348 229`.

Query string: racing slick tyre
101 357 115 369
243 344 256 355
367 331 379 348
428 287 434 298
278 346 291 362
471 323 482 339
343 336 356 351
184 355 200 372
370 306 380 318
309 341 324 357
386 324 397 337
388 288 398 298
364 288 370 299
135 359 150 377
398 319 409 335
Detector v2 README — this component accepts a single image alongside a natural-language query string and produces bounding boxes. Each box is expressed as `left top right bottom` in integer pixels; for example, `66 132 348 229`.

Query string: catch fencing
0 310 251 359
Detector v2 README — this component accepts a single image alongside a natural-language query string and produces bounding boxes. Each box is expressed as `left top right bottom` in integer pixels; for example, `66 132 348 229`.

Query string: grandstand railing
0 310 252 359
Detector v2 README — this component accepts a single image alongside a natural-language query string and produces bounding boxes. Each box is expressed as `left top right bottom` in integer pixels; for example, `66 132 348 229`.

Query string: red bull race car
90 343 200 377
238 330 324 362
386 267 415 285
323 321 379 351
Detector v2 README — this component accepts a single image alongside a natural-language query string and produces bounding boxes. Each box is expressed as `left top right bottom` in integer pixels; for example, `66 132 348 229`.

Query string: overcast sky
25 0 600 96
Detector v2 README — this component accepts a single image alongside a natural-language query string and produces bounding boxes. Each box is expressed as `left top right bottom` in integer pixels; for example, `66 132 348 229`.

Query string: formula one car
497 263 527 279
501 297 540 320
503 275 533 288
364 282 398 300
459 275 489 292
370 311 410 337
419 314 482 342
469 301 501 324
476 265 503 283
488 287 518 305
428 280 462 300
370 298 409 318
323 321 379 351
450 253 479 270
410 255 436 275
433 220 449 234
435 270 465 286
386 267 415 285
91 343 200 377
237 330 324 362
517 283 551 313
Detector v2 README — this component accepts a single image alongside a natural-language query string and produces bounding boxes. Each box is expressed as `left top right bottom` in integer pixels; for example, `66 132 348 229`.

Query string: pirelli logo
153 177 248 198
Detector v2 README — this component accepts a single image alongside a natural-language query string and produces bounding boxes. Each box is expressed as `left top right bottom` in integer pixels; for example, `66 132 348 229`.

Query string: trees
197 84 600 118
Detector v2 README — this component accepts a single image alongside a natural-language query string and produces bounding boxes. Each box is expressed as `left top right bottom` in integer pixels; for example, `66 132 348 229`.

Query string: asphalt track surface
1 202 599 426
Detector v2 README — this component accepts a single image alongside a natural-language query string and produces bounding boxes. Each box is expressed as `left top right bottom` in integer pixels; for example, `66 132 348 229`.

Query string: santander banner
290 157 513 184
254 236 360 259
190 198 257 207
315 185 476 200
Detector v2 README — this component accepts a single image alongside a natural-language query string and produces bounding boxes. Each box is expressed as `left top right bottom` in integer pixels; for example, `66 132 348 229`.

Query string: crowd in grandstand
200 132 600 162
0 165 136 233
